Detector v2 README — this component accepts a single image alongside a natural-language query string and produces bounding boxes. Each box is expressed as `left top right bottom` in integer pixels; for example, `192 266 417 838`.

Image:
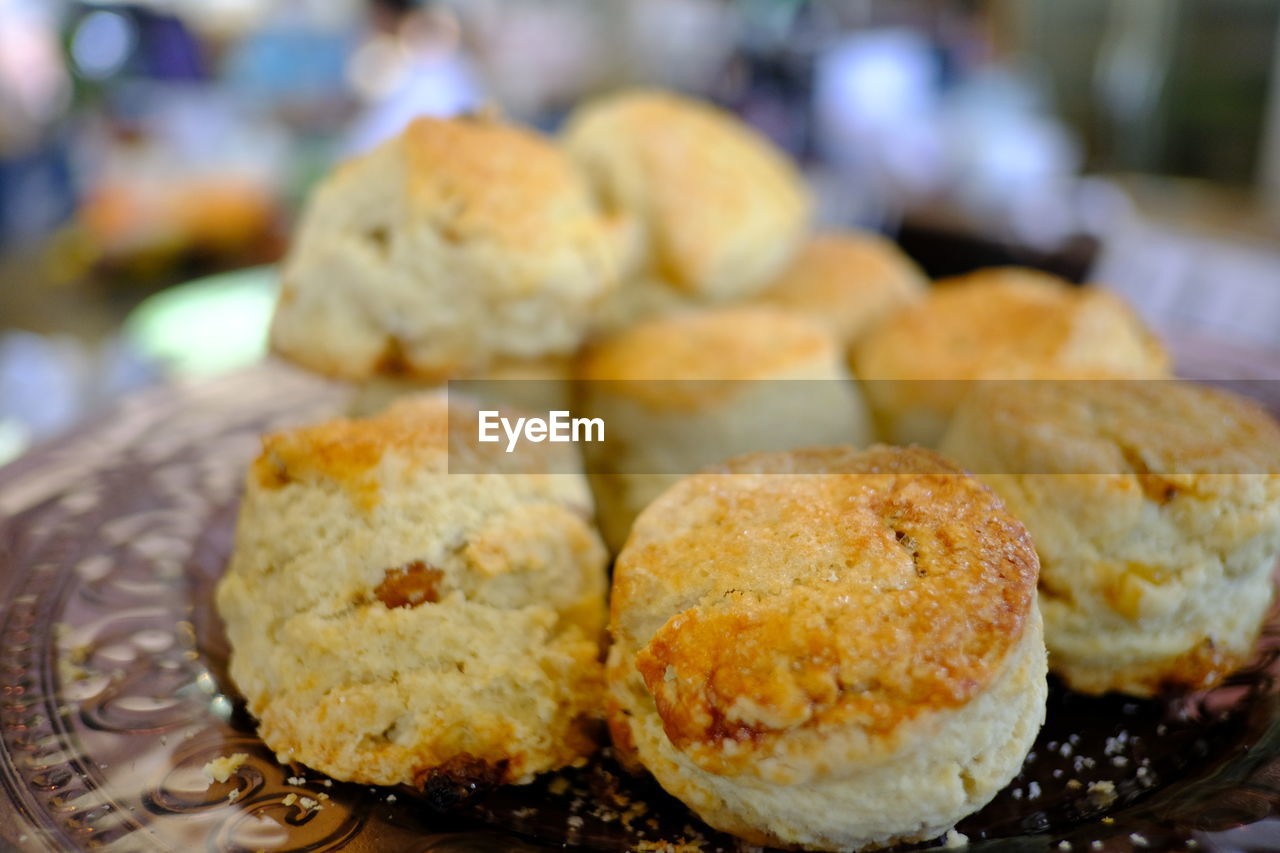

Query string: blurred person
812 25 946 228
344 0 480 154
810 1 1082 247
0 0 74 249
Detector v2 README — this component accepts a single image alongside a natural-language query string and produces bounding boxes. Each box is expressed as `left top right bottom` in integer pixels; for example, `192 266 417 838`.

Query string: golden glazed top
611 445 1040 778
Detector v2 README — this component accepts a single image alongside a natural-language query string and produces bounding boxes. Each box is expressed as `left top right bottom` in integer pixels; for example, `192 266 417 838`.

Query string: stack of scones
216 89 1280 851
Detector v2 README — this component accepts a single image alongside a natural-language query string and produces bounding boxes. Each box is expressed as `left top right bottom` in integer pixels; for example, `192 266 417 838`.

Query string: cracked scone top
215 394 608 791
607 445 1047 851
270 115 622 381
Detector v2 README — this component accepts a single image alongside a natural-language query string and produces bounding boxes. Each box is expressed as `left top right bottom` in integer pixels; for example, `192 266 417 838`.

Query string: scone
751 230 927 350
607 446 1047 851
851 267 1170 445
575 305 872 550
270 114 621 382
563 88 810 312
587 274 699 337
940 379 1280 696
215 394 609 791
348 355 573 418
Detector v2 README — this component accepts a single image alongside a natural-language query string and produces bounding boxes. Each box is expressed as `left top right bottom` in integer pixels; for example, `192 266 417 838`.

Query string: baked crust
563 89 810 301
217 394 608 787
851 268 1170 444
941 379 1280 696
752 231 926 347
573 308 873 550
854 268 1169 381
610 445 1039 783
577 306 837 385
270 115 622 381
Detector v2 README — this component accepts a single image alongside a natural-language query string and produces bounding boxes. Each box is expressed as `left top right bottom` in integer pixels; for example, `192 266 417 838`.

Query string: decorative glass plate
4 357 1280 853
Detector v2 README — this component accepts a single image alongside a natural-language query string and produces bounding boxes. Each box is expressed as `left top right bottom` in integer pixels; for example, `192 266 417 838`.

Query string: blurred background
1 0 1279 464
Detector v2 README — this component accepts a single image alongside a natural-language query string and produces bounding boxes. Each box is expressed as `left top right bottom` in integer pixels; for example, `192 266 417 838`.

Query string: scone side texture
614 613 1047 851
216 395 609 787
853 268 1170 382
939 379 1280 696
576 305 840 386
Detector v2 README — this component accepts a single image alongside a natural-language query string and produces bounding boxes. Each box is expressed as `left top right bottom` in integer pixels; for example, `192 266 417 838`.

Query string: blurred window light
814 27 946 202
816 29 940 130
70 9 136 79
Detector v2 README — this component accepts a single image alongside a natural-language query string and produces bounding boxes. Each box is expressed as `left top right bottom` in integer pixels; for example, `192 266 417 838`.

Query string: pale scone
575 305 872 550
607 446 1047 851
752 231 927 350
587 275 699 337
270 114 621 382
348 355 573 418
851 267 1170 446
215 394 609 791
563 89 810 316
940 379 1280 697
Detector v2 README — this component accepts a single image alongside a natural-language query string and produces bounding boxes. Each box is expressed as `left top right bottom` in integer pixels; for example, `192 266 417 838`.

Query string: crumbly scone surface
217 396 609 787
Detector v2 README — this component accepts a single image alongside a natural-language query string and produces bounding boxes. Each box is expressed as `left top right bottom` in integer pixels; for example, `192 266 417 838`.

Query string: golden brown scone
851 267 1171 445
608 446 1047 851
216 394 608 790
563 89 810 305
575 306 872 550
940 379 1280 697
752 231 927 349
270 115 622 382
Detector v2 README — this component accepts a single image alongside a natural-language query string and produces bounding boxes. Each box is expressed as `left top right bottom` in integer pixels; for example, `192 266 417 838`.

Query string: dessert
270 114 622 383
563 89 810 329
607 445 1047 850
941 379 1280 696
216 394 609 791
852 267 1170 445
574 305 872 550
752 230 927 351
